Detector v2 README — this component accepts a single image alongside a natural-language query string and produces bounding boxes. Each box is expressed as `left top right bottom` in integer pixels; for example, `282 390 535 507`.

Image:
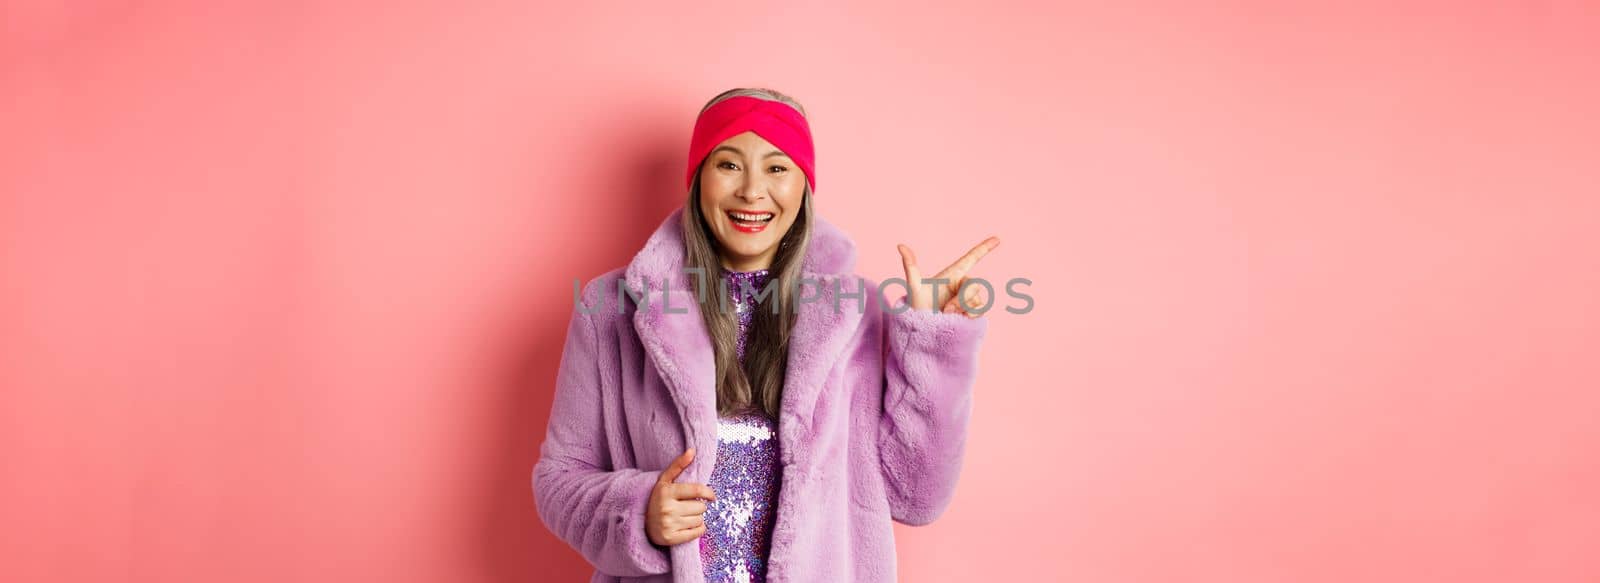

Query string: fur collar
622 205 869 489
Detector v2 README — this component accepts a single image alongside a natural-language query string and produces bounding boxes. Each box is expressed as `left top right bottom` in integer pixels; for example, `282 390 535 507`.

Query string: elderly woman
533 87 998 582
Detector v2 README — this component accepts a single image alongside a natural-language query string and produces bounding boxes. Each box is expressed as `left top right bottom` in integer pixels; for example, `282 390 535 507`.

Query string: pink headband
685 95 816 193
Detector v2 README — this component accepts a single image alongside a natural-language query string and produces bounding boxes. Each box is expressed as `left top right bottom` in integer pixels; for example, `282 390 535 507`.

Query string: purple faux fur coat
533 207 987 582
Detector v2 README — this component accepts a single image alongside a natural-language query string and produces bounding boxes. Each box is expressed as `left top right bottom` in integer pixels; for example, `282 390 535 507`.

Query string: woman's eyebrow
711 145 791 159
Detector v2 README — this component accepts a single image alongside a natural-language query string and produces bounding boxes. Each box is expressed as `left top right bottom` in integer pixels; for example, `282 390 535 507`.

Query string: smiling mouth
726 210 774 233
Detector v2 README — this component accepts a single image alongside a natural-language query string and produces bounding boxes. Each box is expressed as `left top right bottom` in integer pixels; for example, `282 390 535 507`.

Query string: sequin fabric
724 268 771 361
699 268 782 583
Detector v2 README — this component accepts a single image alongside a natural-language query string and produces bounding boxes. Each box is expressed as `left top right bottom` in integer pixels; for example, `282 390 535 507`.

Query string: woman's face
697 130 808 272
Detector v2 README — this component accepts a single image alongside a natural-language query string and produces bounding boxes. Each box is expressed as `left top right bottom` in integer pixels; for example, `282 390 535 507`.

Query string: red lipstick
725 210 774 234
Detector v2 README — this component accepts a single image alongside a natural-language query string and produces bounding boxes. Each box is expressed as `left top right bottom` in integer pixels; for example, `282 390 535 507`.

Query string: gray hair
682 87 813 417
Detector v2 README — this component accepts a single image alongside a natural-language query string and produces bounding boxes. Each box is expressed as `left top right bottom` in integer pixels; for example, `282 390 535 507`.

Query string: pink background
4 1 1598 581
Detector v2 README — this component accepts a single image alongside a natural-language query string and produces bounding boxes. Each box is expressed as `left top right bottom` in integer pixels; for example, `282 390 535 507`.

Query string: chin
726 242 771 260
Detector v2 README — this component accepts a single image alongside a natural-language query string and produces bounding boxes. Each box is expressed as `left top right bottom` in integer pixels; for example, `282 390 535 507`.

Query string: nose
737 175 768 202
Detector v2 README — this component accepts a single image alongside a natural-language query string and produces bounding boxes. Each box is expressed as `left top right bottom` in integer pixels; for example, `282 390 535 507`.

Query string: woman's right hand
646 448 717 547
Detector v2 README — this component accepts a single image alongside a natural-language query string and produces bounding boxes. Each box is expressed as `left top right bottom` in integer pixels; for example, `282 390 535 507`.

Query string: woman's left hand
896 236 1000 318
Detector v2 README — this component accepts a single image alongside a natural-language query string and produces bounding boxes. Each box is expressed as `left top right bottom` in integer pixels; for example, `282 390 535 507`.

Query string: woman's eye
718 161 738 170
769 166 788 173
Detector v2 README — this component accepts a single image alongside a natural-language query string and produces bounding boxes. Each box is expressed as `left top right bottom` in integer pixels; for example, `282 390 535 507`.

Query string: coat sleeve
878 296 989 526
532 303 672 576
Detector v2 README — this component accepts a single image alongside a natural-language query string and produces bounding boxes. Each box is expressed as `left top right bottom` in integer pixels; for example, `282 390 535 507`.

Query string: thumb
658 448 694 485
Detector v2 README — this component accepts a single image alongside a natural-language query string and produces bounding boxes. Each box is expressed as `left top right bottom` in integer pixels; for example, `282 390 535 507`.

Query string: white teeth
729 211 774 222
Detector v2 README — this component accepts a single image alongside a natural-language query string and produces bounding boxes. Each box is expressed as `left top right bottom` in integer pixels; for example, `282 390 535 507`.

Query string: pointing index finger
935 236 1000 288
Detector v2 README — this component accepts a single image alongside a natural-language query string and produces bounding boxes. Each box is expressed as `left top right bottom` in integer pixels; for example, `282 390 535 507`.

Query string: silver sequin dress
698 268 782 583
